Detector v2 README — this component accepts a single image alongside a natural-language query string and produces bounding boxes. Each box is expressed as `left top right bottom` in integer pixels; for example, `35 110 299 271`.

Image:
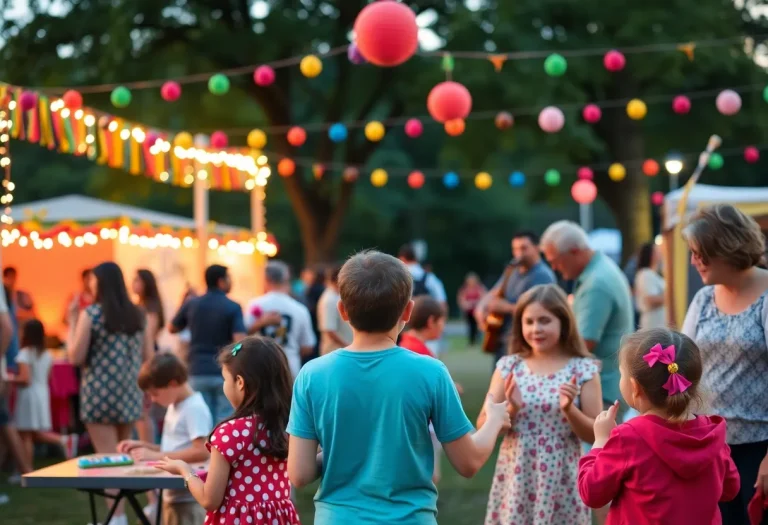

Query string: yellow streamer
111 119 124 168
155 149 165 178
129 136 140 175
97 124 108 165
39 98 53 148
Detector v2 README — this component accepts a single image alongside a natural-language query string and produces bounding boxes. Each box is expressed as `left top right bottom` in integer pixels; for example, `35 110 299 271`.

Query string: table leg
101 491 122 525
88 491 98 525
155 489 163 525
124 491 152 525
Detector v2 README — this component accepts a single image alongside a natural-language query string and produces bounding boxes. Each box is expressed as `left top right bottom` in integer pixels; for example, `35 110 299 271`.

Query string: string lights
0 103 13 225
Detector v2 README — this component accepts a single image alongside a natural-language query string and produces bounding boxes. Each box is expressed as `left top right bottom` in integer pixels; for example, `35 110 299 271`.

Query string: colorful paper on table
78 455 134 469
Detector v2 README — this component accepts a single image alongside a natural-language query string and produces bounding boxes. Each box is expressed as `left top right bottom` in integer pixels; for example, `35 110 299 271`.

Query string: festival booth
661 184 768 327
2 194 274 347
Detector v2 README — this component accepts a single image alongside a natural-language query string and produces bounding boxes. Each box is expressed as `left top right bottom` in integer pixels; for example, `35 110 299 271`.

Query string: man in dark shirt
169 264 246 422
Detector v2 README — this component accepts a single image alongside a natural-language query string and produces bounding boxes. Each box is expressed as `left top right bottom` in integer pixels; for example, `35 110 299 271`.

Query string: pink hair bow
642 343 692 396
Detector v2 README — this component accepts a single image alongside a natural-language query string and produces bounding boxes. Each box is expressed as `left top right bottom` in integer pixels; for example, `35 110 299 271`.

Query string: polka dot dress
205 416 300 525
484 355 599 525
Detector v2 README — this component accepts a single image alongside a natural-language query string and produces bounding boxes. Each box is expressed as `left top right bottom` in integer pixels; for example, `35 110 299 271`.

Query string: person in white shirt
397 245 448 305
244 261 316 377
634 242 667 329
317 264 353 355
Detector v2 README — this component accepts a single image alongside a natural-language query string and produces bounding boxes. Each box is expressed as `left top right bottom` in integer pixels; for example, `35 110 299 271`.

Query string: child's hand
559 376 579 413
483 394 511 431
593 400 619 448
131 447 162 462
117 440 142 453
504 375 523 419
154 457 190 476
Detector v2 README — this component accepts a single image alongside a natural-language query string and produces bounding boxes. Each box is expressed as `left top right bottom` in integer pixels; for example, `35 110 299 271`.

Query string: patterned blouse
682 286 768 444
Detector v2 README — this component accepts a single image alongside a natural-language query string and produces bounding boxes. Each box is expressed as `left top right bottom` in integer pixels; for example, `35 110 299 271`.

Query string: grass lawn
1 337 499 525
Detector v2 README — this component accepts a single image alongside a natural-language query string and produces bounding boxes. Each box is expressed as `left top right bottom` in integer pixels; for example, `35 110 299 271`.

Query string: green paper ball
544 169 561 186
208 74 230 95
708 153 724 170
544 54 567 77
763 85 768 103
110 86 131 108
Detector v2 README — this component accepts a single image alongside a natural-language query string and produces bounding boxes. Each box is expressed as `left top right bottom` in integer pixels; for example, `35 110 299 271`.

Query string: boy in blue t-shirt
287 250 510 524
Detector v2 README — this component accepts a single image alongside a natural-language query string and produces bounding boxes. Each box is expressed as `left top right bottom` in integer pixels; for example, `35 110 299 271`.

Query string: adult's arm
0 292 10 355
426 274 448 305
230 304 246 343
681 288 707 339
574 285 613 353
168 301 189 335
67 312 93 366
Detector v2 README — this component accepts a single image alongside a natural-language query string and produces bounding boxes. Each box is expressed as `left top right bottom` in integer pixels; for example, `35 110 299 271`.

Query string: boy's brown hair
338 250 413 332
137 353 188 391
408 296 446 330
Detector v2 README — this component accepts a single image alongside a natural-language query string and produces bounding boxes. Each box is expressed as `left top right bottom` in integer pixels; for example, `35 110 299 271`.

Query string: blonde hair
509 284 589 357
682 203 765 270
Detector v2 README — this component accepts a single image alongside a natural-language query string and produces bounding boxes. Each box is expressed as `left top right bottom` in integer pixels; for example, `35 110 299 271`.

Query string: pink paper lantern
577 167 594 180
253 66 276 87
146 132 160 147
603 50 626 72
62 90 83 109
538 106 565 133
210 131 228 148
404 118 423 138
745 146 760 164
672 95 691 115
571 179 597 205
354 1 419 67
716 90 742 116
19 91 37 111
582 104 602 124
651 191 665 207
427 81 472 123
161 81 181 102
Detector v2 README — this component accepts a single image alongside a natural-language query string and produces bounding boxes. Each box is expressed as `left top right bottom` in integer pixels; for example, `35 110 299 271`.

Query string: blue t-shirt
287 347 474 524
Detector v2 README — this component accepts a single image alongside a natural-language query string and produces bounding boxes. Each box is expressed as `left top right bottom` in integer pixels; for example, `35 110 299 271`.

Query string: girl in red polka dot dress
157 337 300 525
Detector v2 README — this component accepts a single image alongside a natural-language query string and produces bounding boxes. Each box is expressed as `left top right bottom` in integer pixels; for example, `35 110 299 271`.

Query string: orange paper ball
278 159 296 177
353 1 419 67
444 119 465 136
287 127 306 147
643 159 660 176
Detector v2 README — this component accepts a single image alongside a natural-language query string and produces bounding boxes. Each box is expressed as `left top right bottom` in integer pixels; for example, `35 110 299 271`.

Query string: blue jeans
189 375 232 424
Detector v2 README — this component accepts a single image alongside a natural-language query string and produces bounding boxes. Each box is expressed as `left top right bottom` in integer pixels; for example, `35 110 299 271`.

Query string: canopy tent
661 184 768 327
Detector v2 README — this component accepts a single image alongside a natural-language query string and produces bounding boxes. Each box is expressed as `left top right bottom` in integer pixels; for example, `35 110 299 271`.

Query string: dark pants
465 310 478 345
721 439 768 525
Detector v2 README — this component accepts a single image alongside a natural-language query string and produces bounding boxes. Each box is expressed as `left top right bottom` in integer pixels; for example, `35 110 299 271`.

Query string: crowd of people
0 203 766 525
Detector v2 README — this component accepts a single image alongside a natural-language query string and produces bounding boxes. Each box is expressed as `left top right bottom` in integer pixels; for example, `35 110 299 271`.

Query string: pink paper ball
571 179 597 205
404 118 423 138
538 106 565 133
210 131 228 148
672 95 691 115
19 91 37 111
354 1 419 67
146 132 160 147
161 81 181 102
582 104 602 124
603 50 626 72
651 191 665 207
577 167 594 180
253 66 276 87
745 146 760 164
716 90 742 116
427 81 472 123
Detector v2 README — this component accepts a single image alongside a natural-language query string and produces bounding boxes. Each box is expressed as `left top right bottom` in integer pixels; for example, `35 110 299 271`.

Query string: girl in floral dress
157 336 300 525
478 284 603 525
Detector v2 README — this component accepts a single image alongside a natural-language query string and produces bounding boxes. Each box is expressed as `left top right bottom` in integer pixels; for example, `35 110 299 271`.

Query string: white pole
669 173 679 192
193 134 209 290
250 184 266 295
579 203 592 232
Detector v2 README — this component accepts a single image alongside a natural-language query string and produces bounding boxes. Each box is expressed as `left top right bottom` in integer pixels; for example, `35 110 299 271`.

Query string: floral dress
485 354 599 525
206 416 300 525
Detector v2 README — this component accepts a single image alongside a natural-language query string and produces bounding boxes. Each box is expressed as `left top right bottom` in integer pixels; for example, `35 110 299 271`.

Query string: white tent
663 184 768 230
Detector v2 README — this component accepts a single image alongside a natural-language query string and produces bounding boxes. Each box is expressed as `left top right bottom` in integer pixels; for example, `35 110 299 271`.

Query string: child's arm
560 375 602 443
287 436 321 487
130 438 210 462
476 369 520 428
578 404 625 508
721 444 740 502
157 448 230 511
9 362 30 386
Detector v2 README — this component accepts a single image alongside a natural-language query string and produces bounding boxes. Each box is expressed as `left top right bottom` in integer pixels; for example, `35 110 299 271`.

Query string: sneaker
6 473 21 485
143 504 157 523
107 514 128 525
0 494 9 505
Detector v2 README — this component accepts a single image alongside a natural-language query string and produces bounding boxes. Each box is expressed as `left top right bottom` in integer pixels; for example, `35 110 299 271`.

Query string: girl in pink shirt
578 327 740 525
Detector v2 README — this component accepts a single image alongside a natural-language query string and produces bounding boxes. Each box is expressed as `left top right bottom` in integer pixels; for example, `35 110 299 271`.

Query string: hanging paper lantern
716 90 741 116
253 66 276 87
371 168 388 187
745 146 760 164
538 106 565 133
365 121 385 142
247 129 267 149
62 90 83 109
342 167 359 182
407 170 425 189
287 127 307 147
577 167 594 180
608 163 626 182
300 55 323 78
443 172 460 188
571 180 597 205
161 81 181 102
208 74 230 95
427 81 472 123
708 152 724 170
495 111 514 130
642 159 660 176
347 43 367 65
475 172 492 190
626 99 647 120
278 159 295 177
544 53 567 76
544 169 561 186
763 85 768 103
603 50 626 72
672 95 691 115
405 118 423 138
173 132 194 149
582 104 602 124
328 123 348 143
444 119 465 136
509 171 525 187
651 191 665 207
353 1 419 67
210 131 228 148
19 91 37 111
110 86 132 108
313 164 325 179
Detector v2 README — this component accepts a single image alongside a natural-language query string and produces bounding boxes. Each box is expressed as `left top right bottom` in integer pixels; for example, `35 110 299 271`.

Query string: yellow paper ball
173 131 193 149
247 129 267 149
626 99 647 120
475 172 492 190
371 168 388 187
608 163 626 182
300 55 323 78
365 121 386 142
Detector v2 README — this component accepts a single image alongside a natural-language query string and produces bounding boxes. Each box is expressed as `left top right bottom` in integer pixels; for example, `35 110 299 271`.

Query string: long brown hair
136 269 165 328
509 284 589 357
211 336 293 459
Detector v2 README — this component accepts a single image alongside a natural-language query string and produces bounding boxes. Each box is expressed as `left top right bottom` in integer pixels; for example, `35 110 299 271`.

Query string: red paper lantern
745 146 760 164
63 90 83 109
353 1 419 67
405 118 423 138
408 171 425 189
571 180 597 205
19 91 37 111
651 191 665 206
287 127 306 147
582 104 602 124
603 50 626 72
643 159 660 176
254 66 276 87
161 81 181 102
427 81 472 123
278 159 295 177
210 131 228 148
577 167 594 180
672 95 691 115
444 119 465 136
